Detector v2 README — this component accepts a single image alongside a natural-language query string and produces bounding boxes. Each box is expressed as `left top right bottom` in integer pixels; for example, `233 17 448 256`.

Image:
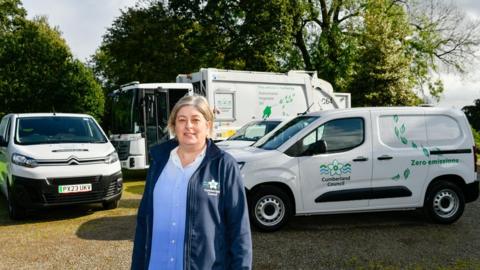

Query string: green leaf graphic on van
394 127 400 138
393 115 399 123
422 147 429 157
400 137 408 144
404 168 410 179
391 174 400 181
411 142 417 148
400 124 406 134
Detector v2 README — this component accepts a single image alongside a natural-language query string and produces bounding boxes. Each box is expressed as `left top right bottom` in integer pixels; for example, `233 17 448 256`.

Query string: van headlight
105 151 119 164
12 153 38 168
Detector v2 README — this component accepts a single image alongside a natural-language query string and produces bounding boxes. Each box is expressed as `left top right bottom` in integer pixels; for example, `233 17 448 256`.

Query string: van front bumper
10 171 123 208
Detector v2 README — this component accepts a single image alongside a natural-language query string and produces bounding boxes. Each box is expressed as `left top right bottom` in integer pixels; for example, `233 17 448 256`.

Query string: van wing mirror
0 137 7 147
303 140 327 156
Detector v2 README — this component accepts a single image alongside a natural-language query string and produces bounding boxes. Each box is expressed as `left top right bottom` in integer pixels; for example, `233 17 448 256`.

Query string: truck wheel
102 199 119 210
424 181 465 224
7 188 27 220
250 186 292 232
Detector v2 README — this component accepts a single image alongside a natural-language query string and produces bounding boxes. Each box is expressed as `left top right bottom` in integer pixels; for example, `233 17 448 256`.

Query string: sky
21 0 480 109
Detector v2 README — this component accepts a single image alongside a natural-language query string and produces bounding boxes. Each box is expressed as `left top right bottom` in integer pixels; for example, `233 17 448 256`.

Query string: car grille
48 176 101 185
111 140 130 160
44 177 119 204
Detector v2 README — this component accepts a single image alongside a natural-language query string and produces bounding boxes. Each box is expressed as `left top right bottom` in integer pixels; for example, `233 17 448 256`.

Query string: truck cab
109 82 192 170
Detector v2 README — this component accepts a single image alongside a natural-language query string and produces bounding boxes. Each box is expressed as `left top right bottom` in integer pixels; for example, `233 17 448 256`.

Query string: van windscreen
15 116 108 145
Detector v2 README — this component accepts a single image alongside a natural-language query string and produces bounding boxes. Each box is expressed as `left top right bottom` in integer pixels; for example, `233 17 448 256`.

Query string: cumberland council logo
320 160 352 176
202 178 220 196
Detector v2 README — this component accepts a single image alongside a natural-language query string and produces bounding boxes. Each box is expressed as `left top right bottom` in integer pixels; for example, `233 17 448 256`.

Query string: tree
93 0 298 88
0 0 104 120
94 0 480 107
349 0 421 106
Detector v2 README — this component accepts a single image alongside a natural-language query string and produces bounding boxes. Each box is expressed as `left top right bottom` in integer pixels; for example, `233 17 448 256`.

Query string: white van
0 113 123 219
227 107 479 231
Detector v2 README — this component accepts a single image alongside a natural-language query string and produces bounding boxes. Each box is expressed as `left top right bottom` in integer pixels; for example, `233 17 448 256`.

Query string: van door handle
353 156 368 162
377 155 393 160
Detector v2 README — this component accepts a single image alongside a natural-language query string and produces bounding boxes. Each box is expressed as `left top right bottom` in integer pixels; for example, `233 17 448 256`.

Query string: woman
131 95 252 270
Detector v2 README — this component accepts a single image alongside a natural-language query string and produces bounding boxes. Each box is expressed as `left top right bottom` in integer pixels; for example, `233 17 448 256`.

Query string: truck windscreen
111 90 141 134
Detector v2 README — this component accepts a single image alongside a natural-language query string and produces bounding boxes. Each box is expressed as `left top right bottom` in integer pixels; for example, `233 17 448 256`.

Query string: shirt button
170 258 175 262
172 222 176 226
171 240 175 244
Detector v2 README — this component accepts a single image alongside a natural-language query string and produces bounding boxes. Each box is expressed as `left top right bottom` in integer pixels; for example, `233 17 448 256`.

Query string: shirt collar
170 145 207 169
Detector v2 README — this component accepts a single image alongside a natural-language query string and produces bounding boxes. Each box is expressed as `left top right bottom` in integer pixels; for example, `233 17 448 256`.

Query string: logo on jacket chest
202 178 220 196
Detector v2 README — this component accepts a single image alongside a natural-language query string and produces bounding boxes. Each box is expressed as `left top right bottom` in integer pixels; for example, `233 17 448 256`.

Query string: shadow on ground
76 214 137 241
276 209 429 232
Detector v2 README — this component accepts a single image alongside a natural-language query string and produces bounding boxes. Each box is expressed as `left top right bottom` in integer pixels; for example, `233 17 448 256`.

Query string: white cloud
22 0 137 61
436 72 480 109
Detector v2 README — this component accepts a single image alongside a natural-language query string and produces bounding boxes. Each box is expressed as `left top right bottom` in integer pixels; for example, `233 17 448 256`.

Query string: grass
0 180 144 270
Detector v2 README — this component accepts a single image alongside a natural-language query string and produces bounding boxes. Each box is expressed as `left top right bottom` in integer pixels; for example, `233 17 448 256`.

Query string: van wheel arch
425 175 466 202
247 182 296 232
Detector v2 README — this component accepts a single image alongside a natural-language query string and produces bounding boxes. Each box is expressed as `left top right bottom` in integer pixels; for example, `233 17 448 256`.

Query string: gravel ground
0 178 479 270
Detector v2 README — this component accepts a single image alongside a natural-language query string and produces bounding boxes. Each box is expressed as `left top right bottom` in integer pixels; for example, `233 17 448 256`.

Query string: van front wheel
249 186 292 232
424 181 465 224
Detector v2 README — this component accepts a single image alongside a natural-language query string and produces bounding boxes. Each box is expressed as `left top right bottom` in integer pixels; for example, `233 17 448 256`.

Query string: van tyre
249 186 292 232
424 181 465 224
103 199 119 210
7 188 27 220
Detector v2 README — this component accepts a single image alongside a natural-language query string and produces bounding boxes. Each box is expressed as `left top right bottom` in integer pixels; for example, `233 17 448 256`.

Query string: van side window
378 115 427 149
286 117 364 156
426 115 461 146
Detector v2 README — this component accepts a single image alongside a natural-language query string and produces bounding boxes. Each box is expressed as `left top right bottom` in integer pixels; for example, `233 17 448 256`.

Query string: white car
0 113 123 219
227 107 479 231
216 119 285 149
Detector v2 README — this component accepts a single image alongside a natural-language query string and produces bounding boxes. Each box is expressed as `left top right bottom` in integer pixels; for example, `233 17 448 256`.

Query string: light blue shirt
148 146 206 270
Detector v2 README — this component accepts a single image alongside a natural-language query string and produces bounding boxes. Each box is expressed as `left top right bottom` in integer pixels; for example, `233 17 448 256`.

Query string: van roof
307 106 465 117
8 113 94 118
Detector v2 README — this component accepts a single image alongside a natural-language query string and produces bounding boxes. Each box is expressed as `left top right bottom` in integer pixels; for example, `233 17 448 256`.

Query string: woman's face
175 105 211 148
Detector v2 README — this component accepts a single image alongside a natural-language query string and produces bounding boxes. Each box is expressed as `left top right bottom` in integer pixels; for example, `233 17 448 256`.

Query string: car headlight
12 153 38 168
105 151 119 164
237 162 245 170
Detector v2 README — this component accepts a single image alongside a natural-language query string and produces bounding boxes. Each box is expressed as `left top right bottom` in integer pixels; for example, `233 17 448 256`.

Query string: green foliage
349 0 421 106
93 0 478 107
0 0 104 120
94 0 299 88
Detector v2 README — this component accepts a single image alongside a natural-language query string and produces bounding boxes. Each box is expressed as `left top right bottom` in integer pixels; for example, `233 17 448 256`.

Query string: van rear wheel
424 181 465 224
249 186 292 232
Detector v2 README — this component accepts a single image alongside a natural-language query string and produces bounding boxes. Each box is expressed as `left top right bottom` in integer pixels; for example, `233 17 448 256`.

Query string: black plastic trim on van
430 149 472 155
315 186 412 203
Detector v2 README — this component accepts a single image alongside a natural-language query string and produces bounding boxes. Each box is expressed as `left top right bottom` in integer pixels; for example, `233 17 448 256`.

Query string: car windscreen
254 116 318 150
16 116 108 145
228 121 281 141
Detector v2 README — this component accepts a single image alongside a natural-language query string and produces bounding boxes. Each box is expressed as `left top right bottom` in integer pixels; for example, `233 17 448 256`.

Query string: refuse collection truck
110 69 350 170
176 68 350 139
